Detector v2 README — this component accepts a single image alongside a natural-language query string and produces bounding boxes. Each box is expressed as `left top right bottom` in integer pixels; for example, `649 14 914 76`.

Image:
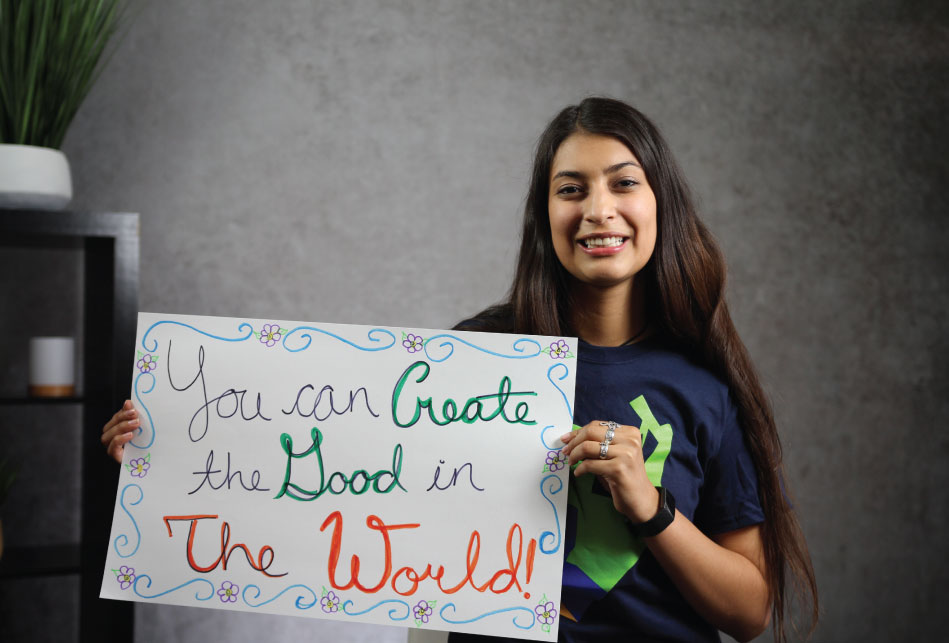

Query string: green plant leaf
0 0 130 147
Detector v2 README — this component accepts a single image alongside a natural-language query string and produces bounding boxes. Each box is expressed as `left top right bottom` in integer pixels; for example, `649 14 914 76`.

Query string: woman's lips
577 236 628 256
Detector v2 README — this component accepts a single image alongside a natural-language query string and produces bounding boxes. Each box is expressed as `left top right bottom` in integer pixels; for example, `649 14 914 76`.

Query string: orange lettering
162 514 287 577
320 511 420 593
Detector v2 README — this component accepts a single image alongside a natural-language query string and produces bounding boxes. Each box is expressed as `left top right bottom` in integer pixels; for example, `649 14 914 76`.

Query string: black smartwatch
628 486 676 538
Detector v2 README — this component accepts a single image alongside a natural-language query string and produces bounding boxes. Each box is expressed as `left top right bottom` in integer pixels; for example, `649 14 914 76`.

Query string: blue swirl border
282 326 397 353
112 483 143 558
439 603 536 630
242 583 318 610
129 371 156 449
132 575 215 601
538 475 564 554
423 334 542 363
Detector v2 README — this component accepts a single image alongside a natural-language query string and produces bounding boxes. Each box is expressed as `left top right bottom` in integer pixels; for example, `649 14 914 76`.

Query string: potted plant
0 0 127 210
0 457 19 560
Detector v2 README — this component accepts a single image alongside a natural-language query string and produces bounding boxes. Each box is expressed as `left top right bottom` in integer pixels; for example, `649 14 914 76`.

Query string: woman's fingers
573 452 623 477
106 432 136 463
559 423 606 454
102 400 134 433
559 420 659 522
570 441 640 471
566 438 608 466
560 420 641 459
100 413 139 444
101 400 139 463
100 416 139 445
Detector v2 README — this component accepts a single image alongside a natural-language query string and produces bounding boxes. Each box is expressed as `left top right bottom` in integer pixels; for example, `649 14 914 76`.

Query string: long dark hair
464 97 818 641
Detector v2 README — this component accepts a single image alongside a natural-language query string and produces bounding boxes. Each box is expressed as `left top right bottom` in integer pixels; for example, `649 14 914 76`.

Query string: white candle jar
28 337 76 397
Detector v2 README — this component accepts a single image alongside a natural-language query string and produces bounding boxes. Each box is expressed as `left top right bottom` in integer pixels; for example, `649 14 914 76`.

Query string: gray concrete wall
1 1 946 641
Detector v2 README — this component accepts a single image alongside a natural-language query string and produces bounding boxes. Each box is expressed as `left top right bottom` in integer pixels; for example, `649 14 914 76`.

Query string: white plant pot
0 144 73 210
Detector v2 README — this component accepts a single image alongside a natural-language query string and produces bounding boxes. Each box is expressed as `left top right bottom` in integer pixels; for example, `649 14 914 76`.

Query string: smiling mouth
579 236 627 249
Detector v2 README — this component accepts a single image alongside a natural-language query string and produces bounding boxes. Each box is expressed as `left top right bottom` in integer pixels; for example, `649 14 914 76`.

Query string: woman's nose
584 185 616 223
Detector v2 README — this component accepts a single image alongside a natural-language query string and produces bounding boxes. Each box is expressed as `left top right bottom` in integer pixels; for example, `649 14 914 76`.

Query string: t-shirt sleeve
693 398 765 535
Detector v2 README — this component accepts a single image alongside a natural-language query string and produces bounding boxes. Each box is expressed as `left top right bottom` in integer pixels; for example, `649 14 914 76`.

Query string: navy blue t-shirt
450 337 764 643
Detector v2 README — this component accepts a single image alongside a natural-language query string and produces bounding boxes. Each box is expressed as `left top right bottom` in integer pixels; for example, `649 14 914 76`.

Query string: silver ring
600 420 619 443
598 441 609 459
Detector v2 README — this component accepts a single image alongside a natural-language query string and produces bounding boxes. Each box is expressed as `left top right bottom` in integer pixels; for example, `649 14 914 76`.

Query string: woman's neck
569 279 648 347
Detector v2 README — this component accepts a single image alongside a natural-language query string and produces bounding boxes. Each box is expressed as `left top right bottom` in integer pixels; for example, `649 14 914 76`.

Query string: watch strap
628 486 675 538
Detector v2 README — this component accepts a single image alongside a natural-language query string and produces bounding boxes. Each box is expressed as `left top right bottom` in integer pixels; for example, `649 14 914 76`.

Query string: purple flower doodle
136 353 158 373
114 566 135 590
413 600 434 624
218 580 239 603
321 590 341 613
258 323 283 347
127 453 151 478
548 339 569 359
535 600 557 625
402 333 424 353
545 450 566 472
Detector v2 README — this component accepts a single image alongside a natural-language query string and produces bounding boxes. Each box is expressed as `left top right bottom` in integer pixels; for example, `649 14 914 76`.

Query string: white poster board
101 313 576 640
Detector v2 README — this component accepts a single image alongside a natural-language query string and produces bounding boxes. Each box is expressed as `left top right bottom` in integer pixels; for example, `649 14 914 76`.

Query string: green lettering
391 361 537 428
392 361 431 428
275 427 406 501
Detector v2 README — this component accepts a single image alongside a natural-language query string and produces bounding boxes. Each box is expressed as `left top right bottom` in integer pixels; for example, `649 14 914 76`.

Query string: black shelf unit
0 210 138 641
0 396 85 405
0 544 81 578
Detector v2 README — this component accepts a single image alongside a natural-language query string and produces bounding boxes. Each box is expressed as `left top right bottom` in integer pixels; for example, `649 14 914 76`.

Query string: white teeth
583 236 624 248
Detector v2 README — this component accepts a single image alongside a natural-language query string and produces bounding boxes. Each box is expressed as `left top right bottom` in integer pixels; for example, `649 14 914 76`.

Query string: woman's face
548 132 657 291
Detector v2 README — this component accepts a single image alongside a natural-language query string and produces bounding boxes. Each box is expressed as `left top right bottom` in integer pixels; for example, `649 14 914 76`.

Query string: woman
447 97 817 642
102 97 818 641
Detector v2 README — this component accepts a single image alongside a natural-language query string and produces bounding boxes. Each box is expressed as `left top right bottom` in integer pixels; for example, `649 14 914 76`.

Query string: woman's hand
101 400 139 463
560 420 660 523
562 420 771 641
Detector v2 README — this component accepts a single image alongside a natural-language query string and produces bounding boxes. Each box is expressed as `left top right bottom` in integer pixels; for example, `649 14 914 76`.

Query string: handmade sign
101 313 576 640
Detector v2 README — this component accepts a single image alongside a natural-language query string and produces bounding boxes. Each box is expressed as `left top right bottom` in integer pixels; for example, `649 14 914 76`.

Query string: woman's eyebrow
552 161 642 181
604 161 641 173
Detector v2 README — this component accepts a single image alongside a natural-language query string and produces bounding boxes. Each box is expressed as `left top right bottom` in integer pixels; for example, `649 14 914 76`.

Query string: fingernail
129 419 139 426
558 433 573 443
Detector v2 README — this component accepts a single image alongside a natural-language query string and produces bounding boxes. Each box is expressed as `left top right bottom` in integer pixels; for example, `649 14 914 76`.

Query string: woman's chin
569 272 639 291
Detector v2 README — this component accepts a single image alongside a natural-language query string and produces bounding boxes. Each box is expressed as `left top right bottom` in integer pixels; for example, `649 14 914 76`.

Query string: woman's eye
616 179 638 189
556 185 582 196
